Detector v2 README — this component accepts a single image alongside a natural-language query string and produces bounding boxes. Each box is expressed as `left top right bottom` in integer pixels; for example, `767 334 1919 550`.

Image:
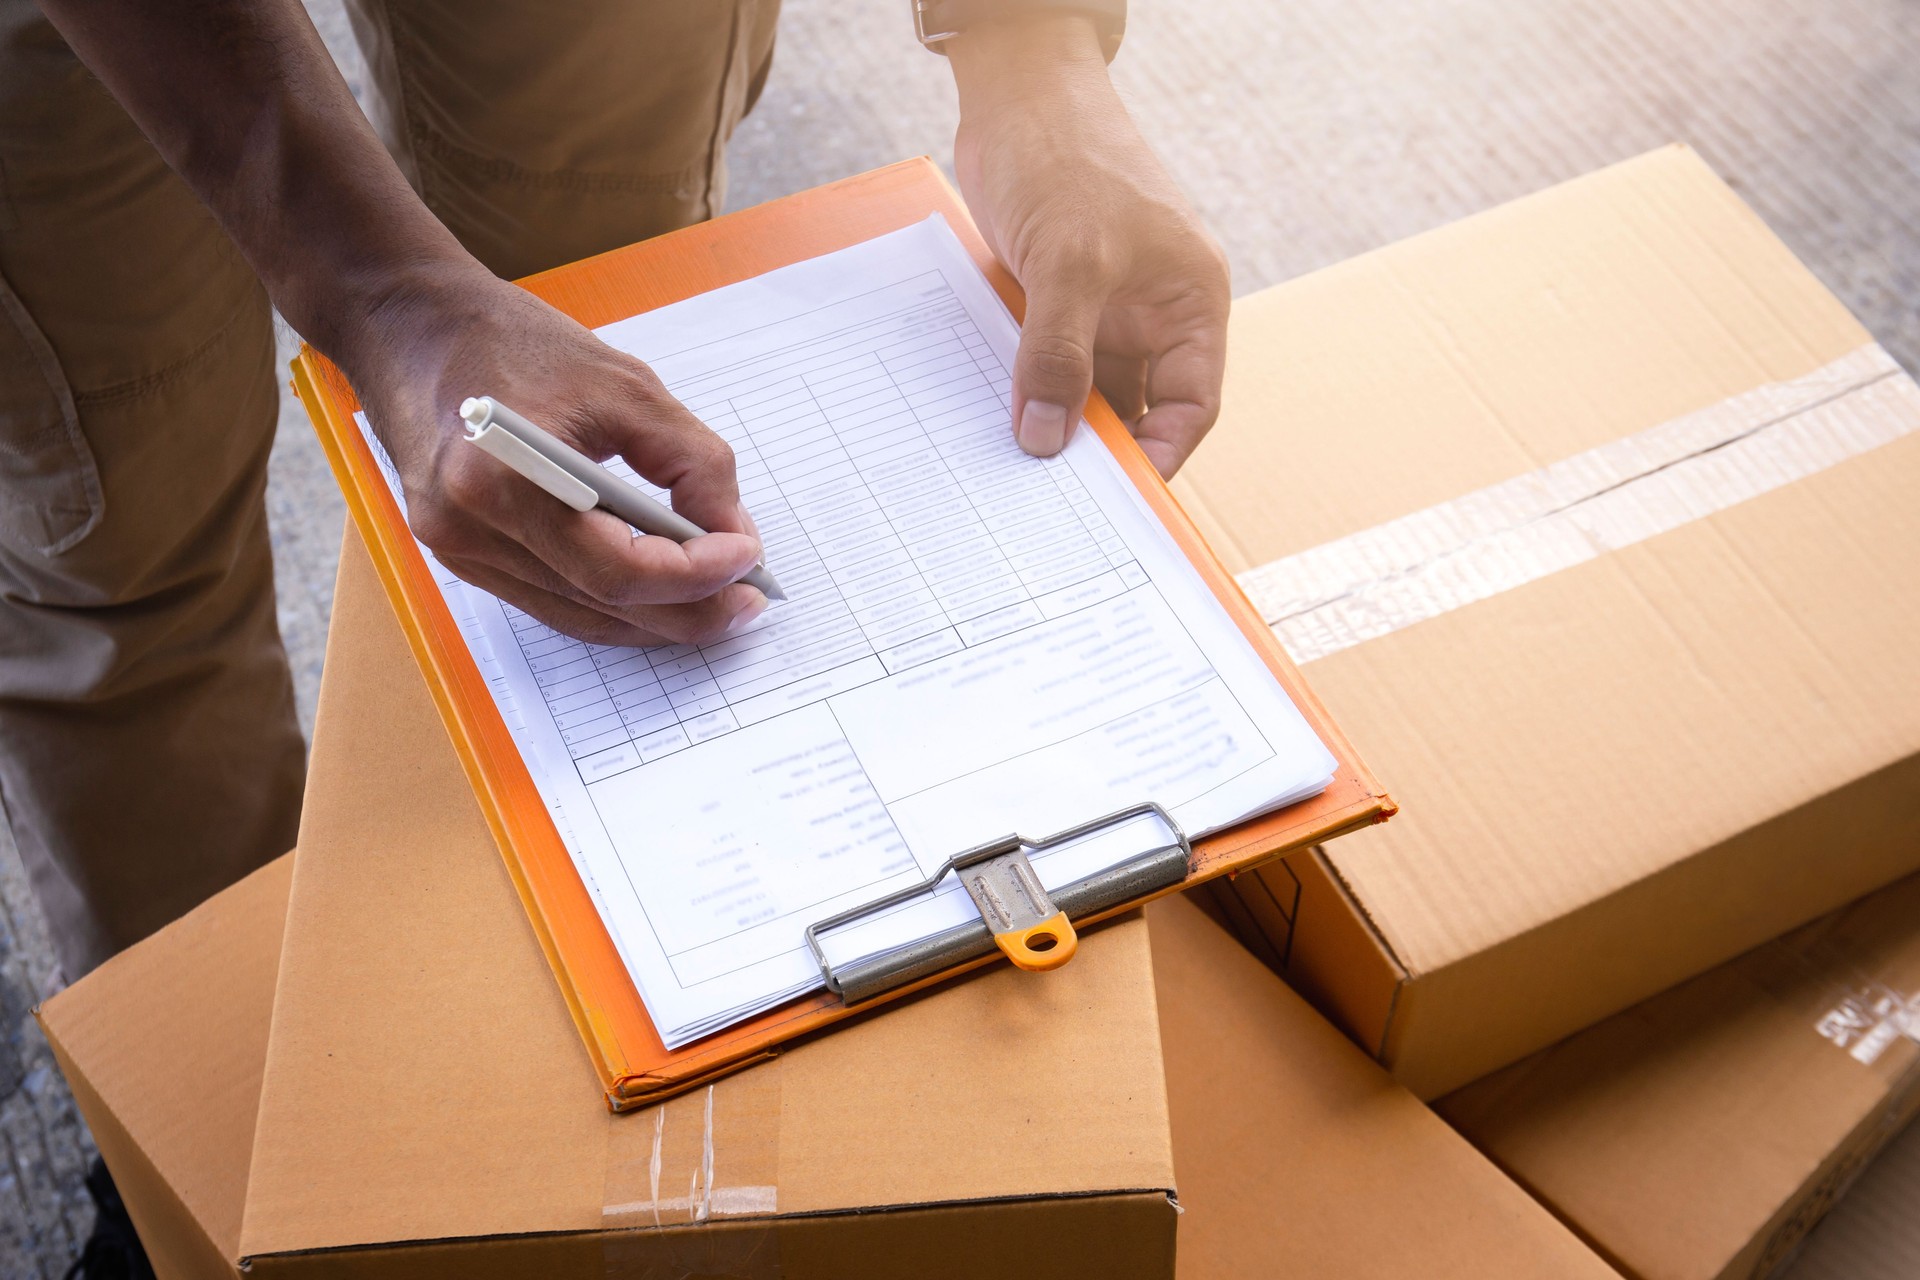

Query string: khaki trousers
0 0 778 979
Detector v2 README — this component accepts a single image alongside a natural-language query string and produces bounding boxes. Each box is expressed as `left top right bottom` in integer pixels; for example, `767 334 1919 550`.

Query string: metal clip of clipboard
805 802 1192 1006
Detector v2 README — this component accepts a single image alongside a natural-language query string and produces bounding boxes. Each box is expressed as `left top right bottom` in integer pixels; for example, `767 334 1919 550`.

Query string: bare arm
39 0 767 645
40 1 453 364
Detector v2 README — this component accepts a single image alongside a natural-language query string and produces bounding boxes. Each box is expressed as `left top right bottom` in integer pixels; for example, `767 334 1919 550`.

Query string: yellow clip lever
962 846 1079 974
994 909 1079 972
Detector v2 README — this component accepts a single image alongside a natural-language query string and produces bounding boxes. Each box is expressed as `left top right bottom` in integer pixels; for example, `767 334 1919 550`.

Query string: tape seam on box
1816 982 1920 1067
601 1060 783 1277
1235 344 1920 663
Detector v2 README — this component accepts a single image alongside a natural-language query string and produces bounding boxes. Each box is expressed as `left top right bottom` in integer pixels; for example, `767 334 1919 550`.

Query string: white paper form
360 216 1335 1046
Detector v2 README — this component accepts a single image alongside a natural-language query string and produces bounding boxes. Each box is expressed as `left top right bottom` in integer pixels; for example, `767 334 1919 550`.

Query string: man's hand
947 15 1230 477
39 0 762 647
346 265 767 646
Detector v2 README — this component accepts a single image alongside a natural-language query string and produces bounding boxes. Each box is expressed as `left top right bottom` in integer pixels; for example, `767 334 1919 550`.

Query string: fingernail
1018 402 1069 456
724 593 768 638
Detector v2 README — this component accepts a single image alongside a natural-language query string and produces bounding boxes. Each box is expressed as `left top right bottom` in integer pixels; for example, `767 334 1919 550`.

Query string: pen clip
466 420 599 513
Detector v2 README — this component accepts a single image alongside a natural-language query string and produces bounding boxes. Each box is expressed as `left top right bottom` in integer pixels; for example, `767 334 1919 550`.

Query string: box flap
37 854 290 1277
242 530 1173 1258
1150 893 1617 1278
1174 144 1920 974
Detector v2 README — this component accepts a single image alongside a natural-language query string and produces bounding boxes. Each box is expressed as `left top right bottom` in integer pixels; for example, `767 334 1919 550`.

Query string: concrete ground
3 0 1916 1274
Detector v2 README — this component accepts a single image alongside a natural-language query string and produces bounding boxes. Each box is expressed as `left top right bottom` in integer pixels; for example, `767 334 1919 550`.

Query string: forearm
945 13 1111 118
36 0 475 369
38 0 765 645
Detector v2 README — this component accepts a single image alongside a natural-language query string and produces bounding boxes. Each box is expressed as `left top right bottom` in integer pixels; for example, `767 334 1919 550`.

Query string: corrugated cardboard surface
1151 893 1618 1279
1784 1112 1920 1280
35 855 290 1280
37 833 1626 1280
241 530 1175 1275
1438 870 1920 1280
1181 145 1920 1096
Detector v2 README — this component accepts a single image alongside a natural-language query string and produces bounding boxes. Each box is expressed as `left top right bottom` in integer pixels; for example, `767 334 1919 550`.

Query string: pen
459 395 786 602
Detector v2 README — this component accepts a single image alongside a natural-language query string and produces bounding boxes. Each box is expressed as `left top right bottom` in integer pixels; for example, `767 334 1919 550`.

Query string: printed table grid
503 272 1147 785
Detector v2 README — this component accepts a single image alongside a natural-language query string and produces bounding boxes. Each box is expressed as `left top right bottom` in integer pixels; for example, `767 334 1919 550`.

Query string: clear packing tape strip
600 1062 783 1278
1235 344 1920 664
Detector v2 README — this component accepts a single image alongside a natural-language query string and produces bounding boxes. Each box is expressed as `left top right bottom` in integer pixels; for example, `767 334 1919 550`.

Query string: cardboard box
1149 893 1617 1279
1183 144 1920 1097
1437 870 1920 1280
36 854 289 1280
35 860 1621 1280
231 530 1179 1278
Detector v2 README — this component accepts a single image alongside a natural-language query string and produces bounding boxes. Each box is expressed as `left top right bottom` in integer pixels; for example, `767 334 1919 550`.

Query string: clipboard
292 158 1393 1110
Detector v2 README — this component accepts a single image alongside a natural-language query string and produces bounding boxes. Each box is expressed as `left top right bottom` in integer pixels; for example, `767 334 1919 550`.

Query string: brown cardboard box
233 531 1178 1279
36 854 289 1280
1149 893 1617 1279
1186 144 1920 1097
34 858 1621 1280
1437 870 1920 1280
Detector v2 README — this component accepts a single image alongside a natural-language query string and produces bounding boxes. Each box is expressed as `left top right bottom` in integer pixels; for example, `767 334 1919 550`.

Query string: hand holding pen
347 280 773 647
461 396 785 604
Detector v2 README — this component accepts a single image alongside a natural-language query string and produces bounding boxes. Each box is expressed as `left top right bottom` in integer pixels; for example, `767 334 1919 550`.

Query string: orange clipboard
293 158 1393 1110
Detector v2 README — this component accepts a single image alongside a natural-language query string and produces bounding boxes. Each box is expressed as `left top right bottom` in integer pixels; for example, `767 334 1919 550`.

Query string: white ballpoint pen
459 395 786 602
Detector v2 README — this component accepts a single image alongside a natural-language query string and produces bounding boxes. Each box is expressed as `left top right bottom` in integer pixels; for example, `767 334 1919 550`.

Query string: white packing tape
1235 345 1920 663
1816 984 1920 1067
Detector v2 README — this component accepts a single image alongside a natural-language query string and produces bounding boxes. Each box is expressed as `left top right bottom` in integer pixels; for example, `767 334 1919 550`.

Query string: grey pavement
3 0 1917 1275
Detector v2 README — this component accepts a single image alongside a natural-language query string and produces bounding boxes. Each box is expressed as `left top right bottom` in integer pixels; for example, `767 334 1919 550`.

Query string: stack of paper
360 216 1334 1046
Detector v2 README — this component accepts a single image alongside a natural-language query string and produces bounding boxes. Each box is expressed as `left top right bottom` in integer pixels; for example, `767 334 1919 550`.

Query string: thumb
1013 269 1106 458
